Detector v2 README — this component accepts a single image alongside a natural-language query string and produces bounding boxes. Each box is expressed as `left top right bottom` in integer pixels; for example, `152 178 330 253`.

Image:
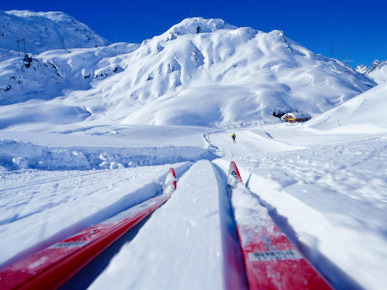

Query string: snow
0 43 138 106
0 12 387 290
308 81 387 131
0 10 109 54
212 127 387 289
0 138 215 171
356 60 387 84
88 160 245 290
0 16 376 129
0 166 164 264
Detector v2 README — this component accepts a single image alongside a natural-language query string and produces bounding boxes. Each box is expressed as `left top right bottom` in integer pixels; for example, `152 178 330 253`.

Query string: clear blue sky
2 0 386 67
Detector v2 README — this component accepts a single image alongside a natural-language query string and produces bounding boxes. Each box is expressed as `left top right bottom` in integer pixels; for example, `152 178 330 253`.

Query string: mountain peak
356 60 387 84
0 10 109 54
164 17 236 39
368 60 385 73
5 10 74 22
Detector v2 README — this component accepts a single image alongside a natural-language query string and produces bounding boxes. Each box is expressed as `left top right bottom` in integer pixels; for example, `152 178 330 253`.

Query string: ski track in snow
0 126 386 289
87 160 246 290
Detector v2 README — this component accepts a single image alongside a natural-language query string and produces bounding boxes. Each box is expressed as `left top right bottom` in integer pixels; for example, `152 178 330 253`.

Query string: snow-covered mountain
356 60 387 84
0 43 138 107
0 16 376 129
0 10 108 56
0 12 386 290
79 17 376 127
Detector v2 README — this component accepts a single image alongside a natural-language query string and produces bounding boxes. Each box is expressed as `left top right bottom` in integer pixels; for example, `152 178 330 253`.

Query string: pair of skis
0 168 177 289
1 163 331 289
227 161 331 289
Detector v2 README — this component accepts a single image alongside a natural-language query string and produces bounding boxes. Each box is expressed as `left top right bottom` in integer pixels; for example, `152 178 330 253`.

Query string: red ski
227 161 331 289
0 168 177 289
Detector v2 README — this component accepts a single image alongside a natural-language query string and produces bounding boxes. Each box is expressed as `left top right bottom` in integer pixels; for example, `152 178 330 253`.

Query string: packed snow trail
88 160 247 290
208 130 264 159
208 129 301 161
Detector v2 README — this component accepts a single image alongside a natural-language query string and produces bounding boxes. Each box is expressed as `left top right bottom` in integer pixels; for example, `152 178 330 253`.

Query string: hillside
0 17 376 129
76 18 376 127
309 81 387 131
356 60 387 84
0 10 108 55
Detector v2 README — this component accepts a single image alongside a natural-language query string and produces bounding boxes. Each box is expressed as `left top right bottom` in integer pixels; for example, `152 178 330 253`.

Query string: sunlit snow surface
1 117 386 289
0 15 386 290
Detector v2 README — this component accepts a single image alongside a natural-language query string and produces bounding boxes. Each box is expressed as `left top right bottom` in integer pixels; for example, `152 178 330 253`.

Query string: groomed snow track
65 160 250 289
1 126 371 289
1 158 341 289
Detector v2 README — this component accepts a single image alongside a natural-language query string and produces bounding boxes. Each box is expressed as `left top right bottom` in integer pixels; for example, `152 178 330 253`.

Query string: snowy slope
0 16 376 129
0 10 108 55
356 60 387 84
86 17 376 127
0 9 136 109
0 43 138 106
308 81 387 131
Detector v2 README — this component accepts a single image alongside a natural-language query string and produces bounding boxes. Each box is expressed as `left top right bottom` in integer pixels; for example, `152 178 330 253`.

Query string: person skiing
231 133 236 144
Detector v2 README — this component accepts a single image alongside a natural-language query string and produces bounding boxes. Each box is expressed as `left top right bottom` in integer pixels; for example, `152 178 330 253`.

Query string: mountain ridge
356 60 387 84
0 10 109 55
0 13 378 128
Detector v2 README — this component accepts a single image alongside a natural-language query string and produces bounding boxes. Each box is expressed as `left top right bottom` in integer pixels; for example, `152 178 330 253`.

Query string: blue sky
2 0 386 67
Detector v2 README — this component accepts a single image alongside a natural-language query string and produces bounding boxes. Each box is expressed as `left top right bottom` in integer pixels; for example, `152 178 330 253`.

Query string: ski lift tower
342 53 354 74
16 38 26 57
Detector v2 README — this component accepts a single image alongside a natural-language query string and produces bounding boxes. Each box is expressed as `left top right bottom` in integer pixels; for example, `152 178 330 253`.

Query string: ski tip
169 167 177 190
228 161 243 187
169 167 176 178
163 167 177 192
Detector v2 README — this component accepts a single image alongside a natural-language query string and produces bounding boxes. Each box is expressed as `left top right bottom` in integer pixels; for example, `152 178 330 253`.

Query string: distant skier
23 54 32 68
231 133 236 144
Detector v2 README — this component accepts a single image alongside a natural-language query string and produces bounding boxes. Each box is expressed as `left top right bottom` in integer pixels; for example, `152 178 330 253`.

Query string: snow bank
246 172 387 289
0 139 217 171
